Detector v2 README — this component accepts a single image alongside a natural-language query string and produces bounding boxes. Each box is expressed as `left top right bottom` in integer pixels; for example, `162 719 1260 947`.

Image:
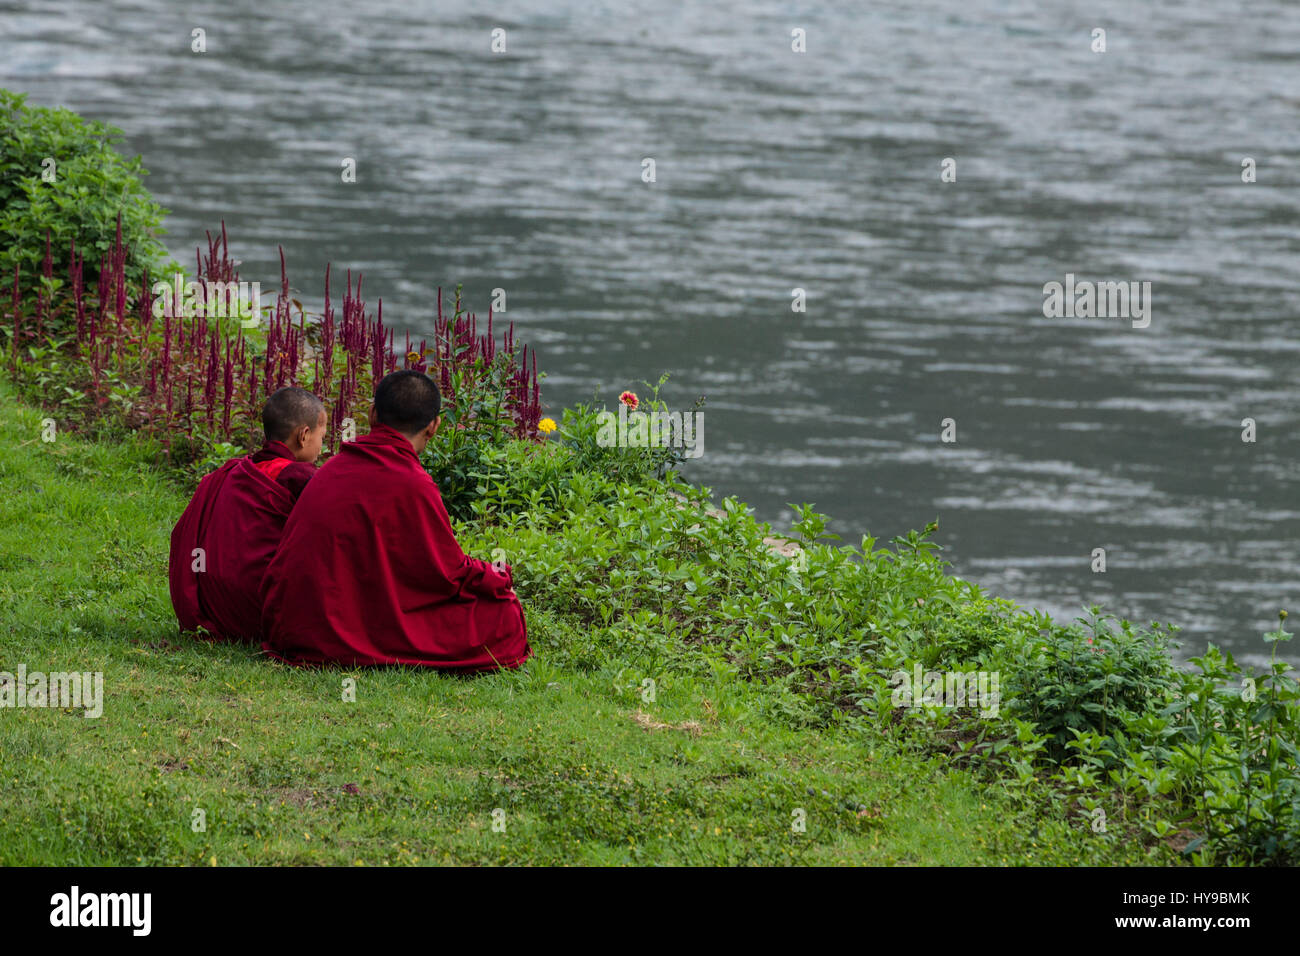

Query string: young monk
261 370 530 671
168 387 326 642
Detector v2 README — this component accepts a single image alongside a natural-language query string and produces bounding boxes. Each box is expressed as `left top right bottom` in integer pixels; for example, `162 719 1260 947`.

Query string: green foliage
1155 616 1298 864
416 287 549 519
428 373 704 521
448 438 1300 864
560 374 706 486
423 409 549 523
0 88 173 294
915 597 1034 671
1028 612 1299 865
197 441 244 477
464 469 987 730
996 608 1181 760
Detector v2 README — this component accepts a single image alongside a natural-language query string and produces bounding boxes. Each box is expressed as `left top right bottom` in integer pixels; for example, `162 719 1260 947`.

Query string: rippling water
5 0 1298 666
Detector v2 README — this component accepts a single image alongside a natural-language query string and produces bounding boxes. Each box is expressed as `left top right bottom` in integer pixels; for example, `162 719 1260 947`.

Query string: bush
996 608 1181 761
1156 617 1298 864
561 374 706 485
1049 614 1300 864
912 596 1039 671
420 287 546 519
0 89 172 296
431 373 705 521
451 438 592 523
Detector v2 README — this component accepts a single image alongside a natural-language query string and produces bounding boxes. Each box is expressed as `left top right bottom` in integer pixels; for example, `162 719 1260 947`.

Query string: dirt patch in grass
630 710 703 736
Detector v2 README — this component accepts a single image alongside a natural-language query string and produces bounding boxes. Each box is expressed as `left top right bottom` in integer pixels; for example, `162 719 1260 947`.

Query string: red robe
260 425 531 671
168 451 305 642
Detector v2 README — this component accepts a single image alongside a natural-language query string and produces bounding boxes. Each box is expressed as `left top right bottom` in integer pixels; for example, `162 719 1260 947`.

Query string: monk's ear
367 403 376 429
431 415 442 436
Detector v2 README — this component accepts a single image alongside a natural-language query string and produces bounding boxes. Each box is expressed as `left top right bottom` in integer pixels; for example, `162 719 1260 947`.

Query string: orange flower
406 350 421 364
619 390 638 410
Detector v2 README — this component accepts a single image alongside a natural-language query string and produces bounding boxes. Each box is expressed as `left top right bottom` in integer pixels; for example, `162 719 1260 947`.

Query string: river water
4 0 1298 667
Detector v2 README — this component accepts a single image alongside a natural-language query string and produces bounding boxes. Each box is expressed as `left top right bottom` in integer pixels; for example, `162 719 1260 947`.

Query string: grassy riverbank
0 378 1172 865
3 90 1295 866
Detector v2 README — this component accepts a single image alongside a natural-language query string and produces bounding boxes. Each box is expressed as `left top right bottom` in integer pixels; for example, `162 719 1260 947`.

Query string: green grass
0 380 1169 865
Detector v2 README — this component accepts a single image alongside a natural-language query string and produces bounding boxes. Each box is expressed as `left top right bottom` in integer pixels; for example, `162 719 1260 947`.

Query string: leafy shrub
420 288 546 519
430 374 704 521
449 437 594 524
1158 616 1298 863
561 374 706 485
0 89 172 295
996 608 1180 761
912 597 1040 671
1053 614 1299 864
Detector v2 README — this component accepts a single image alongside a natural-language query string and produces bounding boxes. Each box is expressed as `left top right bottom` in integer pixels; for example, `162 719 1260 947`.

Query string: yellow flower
538 417 557 434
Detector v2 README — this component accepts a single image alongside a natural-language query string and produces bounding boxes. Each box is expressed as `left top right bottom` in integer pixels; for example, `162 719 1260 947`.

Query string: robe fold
260 424 531 671
168 453 300 642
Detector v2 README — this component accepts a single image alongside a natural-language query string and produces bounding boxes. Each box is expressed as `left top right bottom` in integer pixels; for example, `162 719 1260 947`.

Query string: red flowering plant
417 285 547 519
3 220 387 475
3 220 545 491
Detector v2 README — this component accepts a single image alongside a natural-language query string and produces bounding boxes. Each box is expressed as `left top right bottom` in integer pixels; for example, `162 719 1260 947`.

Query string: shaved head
374 370 441 436
262 386 326 442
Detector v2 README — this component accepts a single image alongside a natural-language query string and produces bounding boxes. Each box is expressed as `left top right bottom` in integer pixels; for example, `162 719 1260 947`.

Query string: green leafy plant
996 608 1180 762
1160 612 1299 864
559 374 705 487
0 88 173 298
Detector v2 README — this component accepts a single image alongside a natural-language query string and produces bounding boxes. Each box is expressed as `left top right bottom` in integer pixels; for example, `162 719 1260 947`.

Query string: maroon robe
249 440 316 499
260 424 531 671
168 443 311 642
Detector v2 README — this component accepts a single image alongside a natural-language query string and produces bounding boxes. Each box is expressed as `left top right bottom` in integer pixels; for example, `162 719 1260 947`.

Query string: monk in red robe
168 387 326 642
260 370 530 671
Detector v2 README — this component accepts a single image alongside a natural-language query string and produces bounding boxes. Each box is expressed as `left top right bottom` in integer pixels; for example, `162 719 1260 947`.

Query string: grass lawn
0 380 1168 865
